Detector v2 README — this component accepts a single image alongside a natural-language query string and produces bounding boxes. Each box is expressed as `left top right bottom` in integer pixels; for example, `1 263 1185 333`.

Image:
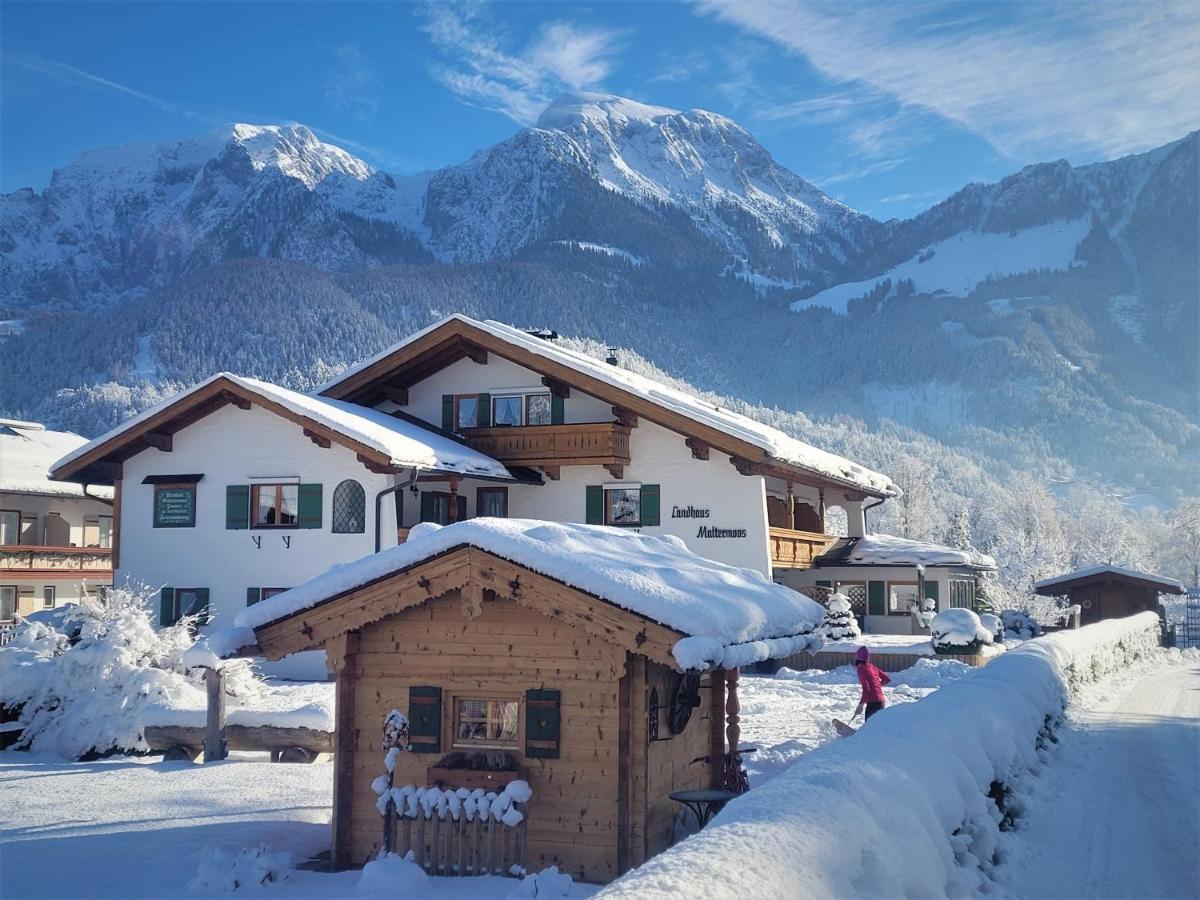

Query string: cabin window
454 396 479 430
605 488 642 527
42 586 55 609
0 586 15 621
949 579 976 610
0 510 18 545
492 395 523 427
887 581 919 615
476 487 509 518
525 393 553 426
251 484 299 528
332 479 366 533
454 698 519 749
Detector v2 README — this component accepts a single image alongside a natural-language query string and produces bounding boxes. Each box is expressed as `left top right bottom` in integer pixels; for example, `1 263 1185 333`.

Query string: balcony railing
462 422 631 468
768 528 835 570
0 545 114 573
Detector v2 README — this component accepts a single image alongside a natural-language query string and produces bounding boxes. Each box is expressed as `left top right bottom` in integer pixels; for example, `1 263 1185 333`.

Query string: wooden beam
379 384 409 405
709 668 726 790
612 406 638 428
731 456 765 477
329 631 359 870
685 437 710 461
224 391 251 411
144 431 172 452
303 428 332 449
542 376 571 399
725 668 741 755
463 342 488 365
111 470 123 571
542 466 560 481
356 453 395 474
604 463 625 480
203 667 227 763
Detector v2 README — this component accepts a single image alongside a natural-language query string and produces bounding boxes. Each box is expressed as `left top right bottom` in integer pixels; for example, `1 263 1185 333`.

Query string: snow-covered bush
1000 608 1044 640
820 593 860 640
508 866 576 897
979 613 1005 643
0 582 263 759
930 608 994 655
189 844 292 893
354 851 429 897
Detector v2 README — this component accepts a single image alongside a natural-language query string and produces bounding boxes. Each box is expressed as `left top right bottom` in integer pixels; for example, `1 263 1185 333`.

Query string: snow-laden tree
821 593 861 640
1165 498 1200 588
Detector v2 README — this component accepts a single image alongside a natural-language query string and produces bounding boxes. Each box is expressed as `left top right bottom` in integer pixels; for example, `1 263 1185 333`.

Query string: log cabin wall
342 591 626 883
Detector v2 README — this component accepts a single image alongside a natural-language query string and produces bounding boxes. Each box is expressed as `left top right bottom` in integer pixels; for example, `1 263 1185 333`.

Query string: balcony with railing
768 528 835 570
0 545 114 575
461 422 631 470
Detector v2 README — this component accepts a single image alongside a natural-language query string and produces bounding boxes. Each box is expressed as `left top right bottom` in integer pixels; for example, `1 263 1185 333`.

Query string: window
605 487 642 527
0 586 15 621
949 579 976 610
420 491 466 526
887 582 919 615
42 586 55 609
454 395 479 430
174 588 210 626
492 395 523 427
525 393 552 426
251 484 299 528
476 487 509 518
332 479 366 533
98 516 113 549
454 697 519 748
248 586 289 606
0 510 18 546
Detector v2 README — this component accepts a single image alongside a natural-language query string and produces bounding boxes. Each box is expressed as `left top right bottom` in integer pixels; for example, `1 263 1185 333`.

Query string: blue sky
2 1 1196 218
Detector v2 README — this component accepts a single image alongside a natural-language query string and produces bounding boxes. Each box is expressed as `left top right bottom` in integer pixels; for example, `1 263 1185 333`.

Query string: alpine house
50 314 897 674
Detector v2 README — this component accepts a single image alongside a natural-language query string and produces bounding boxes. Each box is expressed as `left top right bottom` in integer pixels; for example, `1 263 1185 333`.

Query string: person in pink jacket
853 645 890 722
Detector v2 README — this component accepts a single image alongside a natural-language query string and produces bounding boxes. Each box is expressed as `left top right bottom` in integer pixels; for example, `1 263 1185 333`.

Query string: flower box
426 765 527 791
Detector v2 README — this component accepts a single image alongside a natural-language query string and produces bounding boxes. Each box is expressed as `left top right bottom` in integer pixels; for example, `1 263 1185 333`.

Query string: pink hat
855 646 870 663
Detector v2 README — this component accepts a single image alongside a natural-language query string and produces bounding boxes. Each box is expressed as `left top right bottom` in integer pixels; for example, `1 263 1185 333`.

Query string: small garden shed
1033 564 1184 626
232 519 824 883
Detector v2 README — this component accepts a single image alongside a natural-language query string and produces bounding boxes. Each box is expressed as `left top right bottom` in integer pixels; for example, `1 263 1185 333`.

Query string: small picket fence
384 801 529 877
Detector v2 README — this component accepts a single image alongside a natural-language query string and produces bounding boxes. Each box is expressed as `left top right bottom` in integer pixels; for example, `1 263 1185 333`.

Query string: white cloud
418 3 623 125
696 0 1200 160
324 44 378 121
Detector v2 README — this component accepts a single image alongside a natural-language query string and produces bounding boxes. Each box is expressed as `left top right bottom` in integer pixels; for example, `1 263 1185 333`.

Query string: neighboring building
1033 565 1184 626
0 419 114 622
236 518 826 881
790 534 997 635
48 315 897 669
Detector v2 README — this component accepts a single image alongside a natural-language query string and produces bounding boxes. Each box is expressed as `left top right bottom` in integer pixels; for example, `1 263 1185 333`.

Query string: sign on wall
154 485 196 528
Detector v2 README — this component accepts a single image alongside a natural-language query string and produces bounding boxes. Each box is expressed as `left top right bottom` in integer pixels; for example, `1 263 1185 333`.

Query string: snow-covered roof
816 533 996 569
0 419 114 499
50 373 513 482
235 518 826 671
1033 565 1184 594
322 315 898 497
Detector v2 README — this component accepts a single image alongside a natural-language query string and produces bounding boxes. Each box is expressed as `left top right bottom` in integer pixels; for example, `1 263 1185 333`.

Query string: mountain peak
536 92 681 130
222 123 372 187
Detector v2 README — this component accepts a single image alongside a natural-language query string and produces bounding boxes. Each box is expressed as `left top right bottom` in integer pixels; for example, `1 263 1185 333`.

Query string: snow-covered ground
739 659 975 782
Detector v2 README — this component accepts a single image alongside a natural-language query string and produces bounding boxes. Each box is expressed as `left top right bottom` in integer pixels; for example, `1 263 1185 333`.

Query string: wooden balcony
0 545 114 575
462 422 631 470
768 528 835 570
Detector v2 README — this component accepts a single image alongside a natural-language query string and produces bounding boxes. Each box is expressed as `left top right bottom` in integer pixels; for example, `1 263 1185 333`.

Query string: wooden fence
782 648 998 673
384 801 529 877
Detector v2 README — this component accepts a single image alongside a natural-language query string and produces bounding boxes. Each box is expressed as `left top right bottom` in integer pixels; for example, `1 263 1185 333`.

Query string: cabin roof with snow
317 315 897 498
47 373 517 486
813 534 996 570
0 418 114 500
234 518 826 671
1033 565 1184 595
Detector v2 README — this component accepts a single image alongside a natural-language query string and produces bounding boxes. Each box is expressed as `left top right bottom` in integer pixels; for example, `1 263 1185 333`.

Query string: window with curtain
492 395 522 427
251 484 298 528
476 487 508 518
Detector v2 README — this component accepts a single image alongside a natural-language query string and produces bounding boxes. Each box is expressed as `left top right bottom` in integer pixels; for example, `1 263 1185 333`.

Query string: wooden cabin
1034 564 1184 627
235 519 824 883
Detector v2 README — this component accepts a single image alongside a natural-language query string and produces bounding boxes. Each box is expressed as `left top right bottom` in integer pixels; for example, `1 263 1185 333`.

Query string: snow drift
599 613 1162 899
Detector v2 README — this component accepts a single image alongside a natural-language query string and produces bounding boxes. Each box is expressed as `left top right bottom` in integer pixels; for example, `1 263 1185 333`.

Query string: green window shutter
456 495 467 522
551 394 565 425
298 483 323 529
420 492 436 523
192 588 210 626
441 395 454 431
924 581 940 604
641 484 661 526
525 689 561 759
585 485 603 525
225 485 249 530
159 587 176 627
408 686 442 753
868 580 886 616
246 587 262 606
476 393 491 428
816 579 832 588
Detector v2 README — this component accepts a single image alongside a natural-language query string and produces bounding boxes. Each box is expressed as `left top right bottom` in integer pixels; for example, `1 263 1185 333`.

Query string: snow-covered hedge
598 612 1162 899
930 608 994 654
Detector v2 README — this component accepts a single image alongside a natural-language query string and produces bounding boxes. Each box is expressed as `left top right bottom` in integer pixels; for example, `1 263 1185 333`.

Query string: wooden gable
250 545 685 669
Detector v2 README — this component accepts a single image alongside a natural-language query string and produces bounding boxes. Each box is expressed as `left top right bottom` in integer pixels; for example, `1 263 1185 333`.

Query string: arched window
332 479 366 533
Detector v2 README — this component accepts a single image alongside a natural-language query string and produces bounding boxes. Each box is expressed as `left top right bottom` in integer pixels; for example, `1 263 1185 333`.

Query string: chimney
606 347 619 366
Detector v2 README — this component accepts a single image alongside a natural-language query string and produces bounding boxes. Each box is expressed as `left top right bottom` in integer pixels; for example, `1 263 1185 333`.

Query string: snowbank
235 519 826 671
598 613 1162 899
0 418 113 498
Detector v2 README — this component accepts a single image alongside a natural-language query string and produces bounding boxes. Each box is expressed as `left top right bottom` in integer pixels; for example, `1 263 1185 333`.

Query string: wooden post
111 470 123 572
709 667 726 789
448 477 460 523
330 632 360 870
818 488 826 534
725 668 741 756
786 482 795 531
202 666 227 763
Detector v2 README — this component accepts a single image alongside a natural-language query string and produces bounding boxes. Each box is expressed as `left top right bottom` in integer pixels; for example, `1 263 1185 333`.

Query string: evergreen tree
821 593 861 640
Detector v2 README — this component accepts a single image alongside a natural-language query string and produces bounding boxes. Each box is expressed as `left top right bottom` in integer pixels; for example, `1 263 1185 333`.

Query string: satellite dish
668 673 702 734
